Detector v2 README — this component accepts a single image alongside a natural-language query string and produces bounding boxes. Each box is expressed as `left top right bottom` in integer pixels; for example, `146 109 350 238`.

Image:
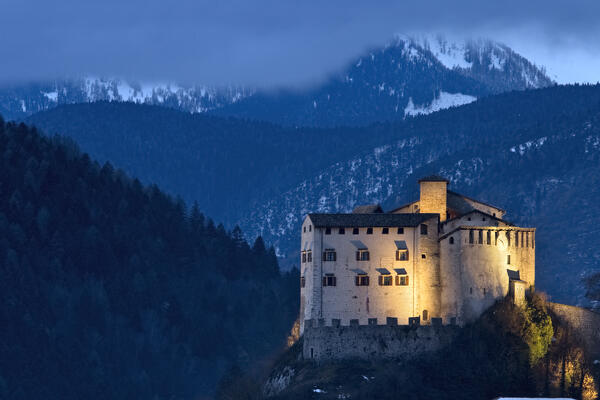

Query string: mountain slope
24 102 393 224
212 36 553 127
0 118 298 398
237 84 600 304
24 86 600 305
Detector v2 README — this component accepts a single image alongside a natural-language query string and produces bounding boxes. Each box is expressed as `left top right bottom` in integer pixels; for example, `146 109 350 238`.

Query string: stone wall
303 319 459 361
548 302 600 361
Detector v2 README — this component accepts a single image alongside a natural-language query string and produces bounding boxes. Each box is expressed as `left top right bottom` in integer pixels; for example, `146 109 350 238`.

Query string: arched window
449 236 454 244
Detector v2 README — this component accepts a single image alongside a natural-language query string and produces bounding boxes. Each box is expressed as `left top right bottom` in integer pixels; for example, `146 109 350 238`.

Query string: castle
299 176 536 340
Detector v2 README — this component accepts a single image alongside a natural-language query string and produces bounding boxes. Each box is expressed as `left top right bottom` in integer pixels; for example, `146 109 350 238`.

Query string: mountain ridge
1 36 551 126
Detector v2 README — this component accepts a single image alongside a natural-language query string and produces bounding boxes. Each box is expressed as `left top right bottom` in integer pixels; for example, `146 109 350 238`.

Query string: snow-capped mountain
212 35 553 126
0 36 551 125
0 78 253 121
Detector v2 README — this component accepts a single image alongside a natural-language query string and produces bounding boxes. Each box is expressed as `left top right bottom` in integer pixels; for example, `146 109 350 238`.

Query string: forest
0 117 299 399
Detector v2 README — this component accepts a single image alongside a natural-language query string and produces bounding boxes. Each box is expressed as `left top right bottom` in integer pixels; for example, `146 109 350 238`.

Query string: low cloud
2 0 599 86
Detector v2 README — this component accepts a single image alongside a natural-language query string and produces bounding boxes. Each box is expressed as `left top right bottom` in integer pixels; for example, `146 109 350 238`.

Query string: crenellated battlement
303 319 459 361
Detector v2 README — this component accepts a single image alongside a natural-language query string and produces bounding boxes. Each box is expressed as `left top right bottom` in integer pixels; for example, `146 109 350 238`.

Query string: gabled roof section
307 213 438 228
447 190 505 214
352 204 383 214
443 208 513 226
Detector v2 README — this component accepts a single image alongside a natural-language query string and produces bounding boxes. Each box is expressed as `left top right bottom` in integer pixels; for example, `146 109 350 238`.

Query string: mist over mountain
213 36 553 127
2 36 551 127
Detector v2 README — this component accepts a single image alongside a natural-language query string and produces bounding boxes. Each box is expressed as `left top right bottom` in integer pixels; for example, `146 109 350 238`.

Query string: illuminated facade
299 176 535 333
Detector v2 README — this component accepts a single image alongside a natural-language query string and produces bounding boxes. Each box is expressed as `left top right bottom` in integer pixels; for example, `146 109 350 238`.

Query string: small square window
378 275 393 286
396 275 409 286
396 249 409 261
322 275 336 287
397 227 404 234
420 224 428 235
467 217 471 221
355 275 369 286
366 227 373 234
339 228 345 234
421 254 426 259
353 227 359 235
382 227 389 234
325 227 331 235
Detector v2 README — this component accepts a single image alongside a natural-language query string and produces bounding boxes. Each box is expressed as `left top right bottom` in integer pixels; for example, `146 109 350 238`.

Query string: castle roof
352 204 383 214
388 190 505 215
307 213 438 228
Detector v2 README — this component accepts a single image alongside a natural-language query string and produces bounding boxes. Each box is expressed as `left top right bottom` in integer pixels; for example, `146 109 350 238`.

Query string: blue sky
1 0 598 86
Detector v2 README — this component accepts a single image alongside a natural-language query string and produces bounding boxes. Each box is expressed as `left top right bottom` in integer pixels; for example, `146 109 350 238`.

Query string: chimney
418 176 448 221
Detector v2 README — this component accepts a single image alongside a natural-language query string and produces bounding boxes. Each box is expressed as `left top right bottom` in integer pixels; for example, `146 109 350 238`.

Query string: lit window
356 250 370 261
378 275 393 286
355 275 369 286
396 249 409 261
382 227 389 234
396 275 409 286
323 249 336 262
420 224 428 235
367 227 373 234
322 275 336 286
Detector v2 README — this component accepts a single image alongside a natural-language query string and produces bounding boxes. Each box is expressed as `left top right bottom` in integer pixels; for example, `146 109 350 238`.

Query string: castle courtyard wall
303 320 459 361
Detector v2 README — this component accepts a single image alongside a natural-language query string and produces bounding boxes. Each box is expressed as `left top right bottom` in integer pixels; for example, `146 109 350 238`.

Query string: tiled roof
307 213 438 228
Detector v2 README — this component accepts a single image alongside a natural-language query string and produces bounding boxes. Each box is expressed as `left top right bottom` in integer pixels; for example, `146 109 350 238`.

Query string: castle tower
419 176 448 222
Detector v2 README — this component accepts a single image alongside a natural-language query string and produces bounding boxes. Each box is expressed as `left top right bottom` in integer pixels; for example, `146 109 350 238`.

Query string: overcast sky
2 0 599 86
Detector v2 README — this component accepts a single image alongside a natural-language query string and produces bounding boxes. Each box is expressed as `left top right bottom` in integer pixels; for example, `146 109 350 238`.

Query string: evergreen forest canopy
0 117 299 399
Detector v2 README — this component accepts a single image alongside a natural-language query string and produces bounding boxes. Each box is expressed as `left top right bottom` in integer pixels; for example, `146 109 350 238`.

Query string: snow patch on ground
404 92 476 116
422 36 472 69
509 137 548 155
43 91 58 101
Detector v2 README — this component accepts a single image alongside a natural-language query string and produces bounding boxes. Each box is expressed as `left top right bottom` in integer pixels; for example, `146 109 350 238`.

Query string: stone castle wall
303 318 459 361
548 302 600 360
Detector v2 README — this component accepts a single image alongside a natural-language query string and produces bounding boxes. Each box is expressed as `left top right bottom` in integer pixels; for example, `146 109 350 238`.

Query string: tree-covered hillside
0 118 299 399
